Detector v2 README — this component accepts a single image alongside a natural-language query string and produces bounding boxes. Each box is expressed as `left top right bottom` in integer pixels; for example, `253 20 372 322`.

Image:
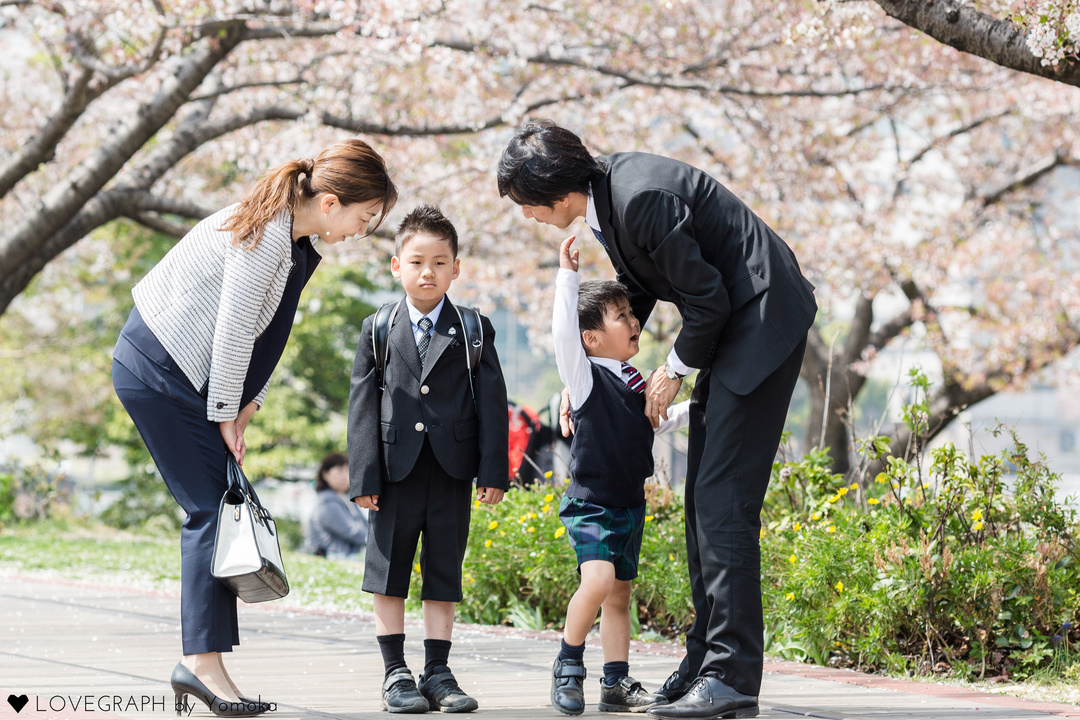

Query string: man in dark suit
348 204 509 714
498 121 816 719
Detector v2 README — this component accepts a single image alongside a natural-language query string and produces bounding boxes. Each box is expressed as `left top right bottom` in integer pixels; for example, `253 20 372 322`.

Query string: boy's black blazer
347 296 509 499
593 152 817 395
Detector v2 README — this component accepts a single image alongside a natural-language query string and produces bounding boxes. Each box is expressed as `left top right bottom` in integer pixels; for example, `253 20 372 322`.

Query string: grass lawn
0 520 374 616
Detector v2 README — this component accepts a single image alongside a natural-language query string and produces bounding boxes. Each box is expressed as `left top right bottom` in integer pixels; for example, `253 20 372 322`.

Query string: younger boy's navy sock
602 660 630 686
377 633 408 678
557 639 585 663
423 638 453 675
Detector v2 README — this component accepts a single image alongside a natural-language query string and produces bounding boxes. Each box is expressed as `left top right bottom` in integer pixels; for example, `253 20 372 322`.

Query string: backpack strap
371 301 399 390
451 303 483 405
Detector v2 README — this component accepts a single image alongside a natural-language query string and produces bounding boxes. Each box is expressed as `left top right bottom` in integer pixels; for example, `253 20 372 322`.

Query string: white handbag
211 455 290 603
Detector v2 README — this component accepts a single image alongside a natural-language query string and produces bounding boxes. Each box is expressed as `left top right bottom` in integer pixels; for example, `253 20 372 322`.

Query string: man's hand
559 386 575 437
477 487 505 505
559 235 578 271
644 368 682 429
354 495 379 511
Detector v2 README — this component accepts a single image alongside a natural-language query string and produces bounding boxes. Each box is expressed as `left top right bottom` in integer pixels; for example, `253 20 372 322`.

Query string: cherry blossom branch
869 0 1080 87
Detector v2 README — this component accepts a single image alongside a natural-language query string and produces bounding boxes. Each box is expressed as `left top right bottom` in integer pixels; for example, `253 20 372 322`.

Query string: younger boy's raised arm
552 235 594 411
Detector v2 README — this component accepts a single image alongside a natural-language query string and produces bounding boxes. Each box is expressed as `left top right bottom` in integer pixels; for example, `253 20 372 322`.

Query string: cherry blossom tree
2 0 1078 476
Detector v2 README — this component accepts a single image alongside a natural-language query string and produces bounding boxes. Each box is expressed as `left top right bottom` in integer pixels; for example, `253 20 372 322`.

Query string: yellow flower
528 526 536 533
544 470 553 479
793 522 801 532
835 581 844 593
971 509 983 522
867 498 880 505
669 553 675 561
875 473 888 484
973 520 984 531
542 504 551 513
485 539 492 548
530 512 538 519
892 483 900 489
488 521 499 530
812 512 821 520
414 563 421 573
828 495 839 503
785 592 795 601
759 527 766 539
645 515 654 523
554 527 566 539
474 500 481 508
837 487 848 496
499 530 505 536
850 482 859 490
544 493 554 502
827 525 836 534
788 553 796 563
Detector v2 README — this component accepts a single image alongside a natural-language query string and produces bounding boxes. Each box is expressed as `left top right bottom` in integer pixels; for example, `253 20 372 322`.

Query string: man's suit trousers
676 337 807 697
113 359 239 655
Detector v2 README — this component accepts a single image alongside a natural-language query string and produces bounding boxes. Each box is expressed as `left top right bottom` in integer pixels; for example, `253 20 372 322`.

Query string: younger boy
549 235 689 716
348 204 509 714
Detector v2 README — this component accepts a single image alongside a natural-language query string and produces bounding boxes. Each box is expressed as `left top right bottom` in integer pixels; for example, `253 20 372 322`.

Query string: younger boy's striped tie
621 362 646 393
417 316 432 365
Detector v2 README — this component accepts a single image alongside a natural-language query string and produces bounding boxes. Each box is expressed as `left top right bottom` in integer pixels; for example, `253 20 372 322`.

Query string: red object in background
508 402 541 482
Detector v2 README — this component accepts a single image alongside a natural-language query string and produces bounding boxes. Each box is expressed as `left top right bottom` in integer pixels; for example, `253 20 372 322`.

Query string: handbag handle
224 454 276 534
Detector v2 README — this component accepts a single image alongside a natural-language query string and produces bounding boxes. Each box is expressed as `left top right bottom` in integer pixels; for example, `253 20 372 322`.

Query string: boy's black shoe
418 666 478 713
598 676 664 713
550 657 586 716
655 670 692 703
380 668 429 714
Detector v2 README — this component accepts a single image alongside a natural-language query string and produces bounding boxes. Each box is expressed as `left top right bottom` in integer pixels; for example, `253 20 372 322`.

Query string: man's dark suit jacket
593 152 817 395
347 296 509 498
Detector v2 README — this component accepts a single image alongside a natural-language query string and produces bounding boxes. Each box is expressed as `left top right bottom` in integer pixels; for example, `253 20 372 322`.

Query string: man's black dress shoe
550 657 586 716
646 676 758 719
654 670 692 704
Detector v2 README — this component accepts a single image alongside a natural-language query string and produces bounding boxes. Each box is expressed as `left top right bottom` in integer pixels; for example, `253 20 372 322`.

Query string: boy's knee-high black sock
423 638 453 675
377 634 408 678
603 660 630 686
557 638 585 663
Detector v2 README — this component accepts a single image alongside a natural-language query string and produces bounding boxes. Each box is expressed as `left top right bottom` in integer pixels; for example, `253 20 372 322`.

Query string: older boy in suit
348 204 509 714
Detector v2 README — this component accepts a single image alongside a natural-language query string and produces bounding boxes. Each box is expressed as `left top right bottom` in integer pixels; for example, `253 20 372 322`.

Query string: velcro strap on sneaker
555 663 587 679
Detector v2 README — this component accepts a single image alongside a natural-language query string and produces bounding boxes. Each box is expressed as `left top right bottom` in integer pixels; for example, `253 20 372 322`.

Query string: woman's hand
219 420 245 465
559 235 578 271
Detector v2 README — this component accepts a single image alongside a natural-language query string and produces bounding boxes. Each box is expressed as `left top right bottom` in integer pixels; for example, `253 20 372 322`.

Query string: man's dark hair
497 119 605 207
577 280 632 335
395 203 459 257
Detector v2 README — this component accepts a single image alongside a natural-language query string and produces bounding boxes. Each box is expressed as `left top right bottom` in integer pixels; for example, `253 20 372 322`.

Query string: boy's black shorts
362 439 472 601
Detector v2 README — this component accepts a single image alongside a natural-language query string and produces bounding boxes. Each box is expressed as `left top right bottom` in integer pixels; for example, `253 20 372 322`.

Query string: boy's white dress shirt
405 296 445 348
553 267 689 433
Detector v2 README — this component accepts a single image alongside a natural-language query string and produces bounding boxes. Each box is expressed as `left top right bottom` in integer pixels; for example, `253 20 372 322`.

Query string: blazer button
216 402 225 409
420 385 430 395
415 422 425 432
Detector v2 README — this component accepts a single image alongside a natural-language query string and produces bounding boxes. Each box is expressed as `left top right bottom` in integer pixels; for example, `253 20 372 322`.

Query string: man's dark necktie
418 316 432 365
592 227 610 252
622 362 645 393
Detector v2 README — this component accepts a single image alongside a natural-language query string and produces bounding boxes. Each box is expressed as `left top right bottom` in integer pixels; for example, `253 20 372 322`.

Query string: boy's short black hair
395 203 459 257
577 280 632 334
497 119 606 208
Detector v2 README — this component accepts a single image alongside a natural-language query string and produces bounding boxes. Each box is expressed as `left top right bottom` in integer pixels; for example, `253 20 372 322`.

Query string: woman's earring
324 213 330 239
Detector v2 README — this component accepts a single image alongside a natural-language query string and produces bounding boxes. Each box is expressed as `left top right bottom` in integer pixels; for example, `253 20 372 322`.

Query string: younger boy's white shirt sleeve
553 268 593 410
655 400 690 435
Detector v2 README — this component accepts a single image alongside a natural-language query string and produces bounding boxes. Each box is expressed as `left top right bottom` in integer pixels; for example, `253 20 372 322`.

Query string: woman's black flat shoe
171 663 265 717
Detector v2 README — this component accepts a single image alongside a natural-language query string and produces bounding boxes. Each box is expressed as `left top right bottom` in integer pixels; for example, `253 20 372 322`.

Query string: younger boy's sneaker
598 676 664 713
418 665 478 713
381 668 430 713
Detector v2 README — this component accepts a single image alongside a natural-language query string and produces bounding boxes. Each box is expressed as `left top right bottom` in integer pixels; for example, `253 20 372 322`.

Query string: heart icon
7 695 29 713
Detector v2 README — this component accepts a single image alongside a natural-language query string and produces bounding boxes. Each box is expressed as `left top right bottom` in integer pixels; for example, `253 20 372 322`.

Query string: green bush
762 369 1080 680
0 457 69 523
415 477 692 636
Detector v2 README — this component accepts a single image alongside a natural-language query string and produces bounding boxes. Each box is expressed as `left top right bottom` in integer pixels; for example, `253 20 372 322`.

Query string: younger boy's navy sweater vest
567 364 654 507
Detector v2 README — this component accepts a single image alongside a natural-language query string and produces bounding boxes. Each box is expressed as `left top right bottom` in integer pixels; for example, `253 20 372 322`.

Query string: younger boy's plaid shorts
558 496 646 581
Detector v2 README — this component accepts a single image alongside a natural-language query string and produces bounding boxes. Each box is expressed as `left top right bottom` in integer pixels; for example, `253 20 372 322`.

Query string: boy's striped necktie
418 316 432 364
621 362 646 393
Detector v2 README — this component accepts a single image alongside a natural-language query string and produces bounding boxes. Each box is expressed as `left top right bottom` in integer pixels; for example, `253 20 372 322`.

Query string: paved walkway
2 574 1078 720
